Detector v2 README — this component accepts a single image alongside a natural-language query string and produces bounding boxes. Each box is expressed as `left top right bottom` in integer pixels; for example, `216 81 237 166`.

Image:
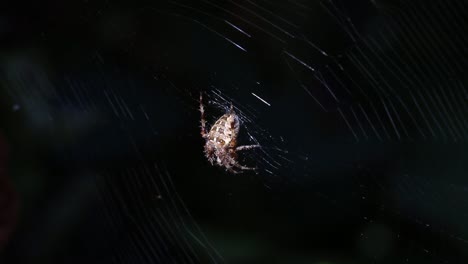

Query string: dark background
0 0 467 263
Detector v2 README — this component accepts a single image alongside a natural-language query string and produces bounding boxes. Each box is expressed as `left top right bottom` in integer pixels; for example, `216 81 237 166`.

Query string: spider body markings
199 93 260 173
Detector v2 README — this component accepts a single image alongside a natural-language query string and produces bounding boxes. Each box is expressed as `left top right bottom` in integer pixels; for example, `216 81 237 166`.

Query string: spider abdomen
208 113 240 148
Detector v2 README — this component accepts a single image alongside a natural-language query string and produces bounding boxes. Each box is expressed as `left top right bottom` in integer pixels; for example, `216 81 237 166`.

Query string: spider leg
199 92 208 138
236 144 261 151
234 163 257 171
227 168 241 174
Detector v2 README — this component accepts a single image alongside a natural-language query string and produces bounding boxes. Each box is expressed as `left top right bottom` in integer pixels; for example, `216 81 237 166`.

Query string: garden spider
199 92 260 173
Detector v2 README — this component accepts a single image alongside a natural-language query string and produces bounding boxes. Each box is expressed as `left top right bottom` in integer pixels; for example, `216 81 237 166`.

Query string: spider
199 92 260 173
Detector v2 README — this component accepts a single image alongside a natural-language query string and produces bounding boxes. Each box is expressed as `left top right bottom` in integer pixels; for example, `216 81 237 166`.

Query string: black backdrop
0 0 467 263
